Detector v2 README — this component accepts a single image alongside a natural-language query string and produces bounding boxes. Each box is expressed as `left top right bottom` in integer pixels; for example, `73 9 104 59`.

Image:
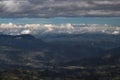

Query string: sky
0 0 120 18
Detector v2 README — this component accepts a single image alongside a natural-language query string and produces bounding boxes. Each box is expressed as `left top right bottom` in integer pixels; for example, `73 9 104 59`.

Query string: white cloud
76 1 95 8
0 0 32 13
0 23 120 36
21 29 31 34
0 0 21 13
93 1 120 5
87 10 120 16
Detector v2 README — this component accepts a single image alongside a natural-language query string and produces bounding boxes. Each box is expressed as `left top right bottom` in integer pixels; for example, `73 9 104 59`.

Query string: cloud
0 23 120 36
93 1 120 5
87 10 120 16
0 0 120 17
0 0 21 13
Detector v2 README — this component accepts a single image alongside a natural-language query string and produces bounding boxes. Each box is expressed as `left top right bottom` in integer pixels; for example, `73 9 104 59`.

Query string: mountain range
0 34 119 69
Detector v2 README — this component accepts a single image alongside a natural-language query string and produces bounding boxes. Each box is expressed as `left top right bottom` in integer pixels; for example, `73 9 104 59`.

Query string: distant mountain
0 34 45 50
42 33 120 49
0 34 119 69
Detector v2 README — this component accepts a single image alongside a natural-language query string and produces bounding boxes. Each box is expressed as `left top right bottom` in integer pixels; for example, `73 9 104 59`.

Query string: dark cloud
0 0 120 18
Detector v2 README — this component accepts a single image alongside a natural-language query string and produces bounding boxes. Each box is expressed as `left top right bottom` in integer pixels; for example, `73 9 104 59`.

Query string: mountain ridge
0 34 119 69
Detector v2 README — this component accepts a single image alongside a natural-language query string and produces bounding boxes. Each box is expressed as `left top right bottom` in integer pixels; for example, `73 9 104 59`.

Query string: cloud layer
0 23 120 36
0 0 120 18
